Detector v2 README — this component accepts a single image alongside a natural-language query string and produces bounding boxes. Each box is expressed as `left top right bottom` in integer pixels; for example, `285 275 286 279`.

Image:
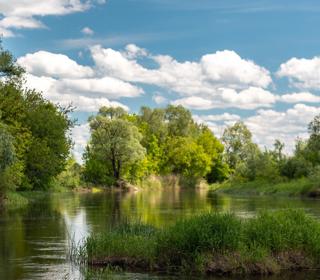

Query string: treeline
0 45 74 201
83 106 229 186
83 106 320 188
222 118 320 184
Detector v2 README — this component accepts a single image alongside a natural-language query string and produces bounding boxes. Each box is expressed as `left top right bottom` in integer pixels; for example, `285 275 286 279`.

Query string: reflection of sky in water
64 208 90 246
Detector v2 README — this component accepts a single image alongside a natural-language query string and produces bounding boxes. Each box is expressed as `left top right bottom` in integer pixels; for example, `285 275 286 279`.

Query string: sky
1 0 320 162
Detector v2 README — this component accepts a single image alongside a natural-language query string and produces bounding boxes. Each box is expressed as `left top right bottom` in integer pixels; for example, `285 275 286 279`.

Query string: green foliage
86 111 146 183
244 210 320 256
80 210 320 275
0 43 73 194
222 121 254 170
84 105 226 186
0 123 15 172
53 157 82 189
305 114 320 165
165 137 211 178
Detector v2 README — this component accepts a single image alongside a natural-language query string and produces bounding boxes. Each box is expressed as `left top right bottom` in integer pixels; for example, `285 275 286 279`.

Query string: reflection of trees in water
118 187 215 227
0 194 67 279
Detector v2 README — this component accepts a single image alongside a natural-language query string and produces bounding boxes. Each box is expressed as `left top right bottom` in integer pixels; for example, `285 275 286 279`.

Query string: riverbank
212 176 320 197
3 186 105 209
75 209 320 276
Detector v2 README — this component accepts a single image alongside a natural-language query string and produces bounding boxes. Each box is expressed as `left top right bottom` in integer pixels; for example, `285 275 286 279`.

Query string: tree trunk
111 152 118 180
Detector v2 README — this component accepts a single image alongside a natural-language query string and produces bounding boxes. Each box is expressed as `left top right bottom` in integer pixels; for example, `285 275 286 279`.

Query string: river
1 188 320 279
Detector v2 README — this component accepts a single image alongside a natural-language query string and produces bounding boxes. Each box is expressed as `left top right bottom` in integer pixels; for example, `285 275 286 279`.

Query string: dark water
1 188 320 280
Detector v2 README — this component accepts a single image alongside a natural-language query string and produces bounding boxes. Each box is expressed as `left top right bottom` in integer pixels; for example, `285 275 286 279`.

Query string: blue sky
1 0 320 161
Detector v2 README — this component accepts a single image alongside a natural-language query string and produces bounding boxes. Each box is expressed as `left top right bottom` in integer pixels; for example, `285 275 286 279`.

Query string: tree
0 123 16 199
197 127 229 182
165 137 212 179
0 42 24 82
97 106 127 120
0 44 73 190
88 110 146 183
306 114 320 165
165 105 198 137
222 122 257 170
23 92 73 189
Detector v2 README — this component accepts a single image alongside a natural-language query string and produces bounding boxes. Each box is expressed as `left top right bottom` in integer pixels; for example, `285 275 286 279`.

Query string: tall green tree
87 111 145 183
0 43 73 190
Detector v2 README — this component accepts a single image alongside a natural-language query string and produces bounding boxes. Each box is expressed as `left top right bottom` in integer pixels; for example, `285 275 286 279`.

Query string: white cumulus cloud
0 0 105 37
18 51 94 79
277 56 320 90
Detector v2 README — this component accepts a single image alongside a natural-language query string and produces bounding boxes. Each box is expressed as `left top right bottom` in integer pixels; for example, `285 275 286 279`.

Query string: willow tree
87 109 145 183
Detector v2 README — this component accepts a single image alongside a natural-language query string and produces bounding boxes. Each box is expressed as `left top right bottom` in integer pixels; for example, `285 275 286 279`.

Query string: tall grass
77 210 320 275
215 177 319 196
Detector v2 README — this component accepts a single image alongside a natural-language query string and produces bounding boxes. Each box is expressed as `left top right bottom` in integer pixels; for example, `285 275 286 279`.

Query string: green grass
76 209 320 275
4 192 29 208
213 177 320 196
4 191 51 209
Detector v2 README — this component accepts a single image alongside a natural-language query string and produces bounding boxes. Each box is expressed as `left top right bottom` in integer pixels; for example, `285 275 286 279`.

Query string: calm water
1 188 320 280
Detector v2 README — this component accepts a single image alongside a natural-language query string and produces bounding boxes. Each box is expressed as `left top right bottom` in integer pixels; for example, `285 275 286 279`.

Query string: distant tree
222 122 257 170
53 157 82 189
97 106 127 120
272 139 285 162
306 114 320 165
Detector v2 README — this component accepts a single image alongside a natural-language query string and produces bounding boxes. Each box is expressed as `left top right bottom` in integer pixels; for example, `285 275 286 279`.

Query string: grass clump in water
78 210 320 276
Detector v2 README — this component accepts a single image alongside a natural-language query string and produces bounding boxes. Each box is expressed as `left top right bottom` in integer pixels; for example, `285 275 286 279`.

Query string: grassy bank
75 210 320 276
212 176 320 197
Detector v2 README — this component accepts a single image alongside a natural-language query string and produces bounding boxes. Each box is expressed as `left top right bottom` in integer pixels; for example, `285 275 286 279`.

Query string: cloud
92 45 272 91
172 96 214 110
18 51 94 79
200 50 271 88
153 94 168 104
195 104 320 153
90 45 273 109
277 56 320 90
245 104 319 152
172 87 277 110
0 0 105 37
23 73 138 112
125 44 148 58
279 92 320 103
71 123 90 163
58 33 164 50
194 113 241 122
81 27 94 36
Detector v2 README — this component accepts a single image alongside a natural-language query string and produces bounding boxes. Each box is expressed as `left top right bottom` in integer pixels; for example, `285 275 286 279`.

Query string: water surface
1 188 320 279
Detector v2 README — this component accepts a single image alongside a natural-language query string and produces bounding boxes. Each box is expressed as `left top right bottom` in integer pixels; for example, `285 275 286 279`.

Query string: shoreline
211 177 320 198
